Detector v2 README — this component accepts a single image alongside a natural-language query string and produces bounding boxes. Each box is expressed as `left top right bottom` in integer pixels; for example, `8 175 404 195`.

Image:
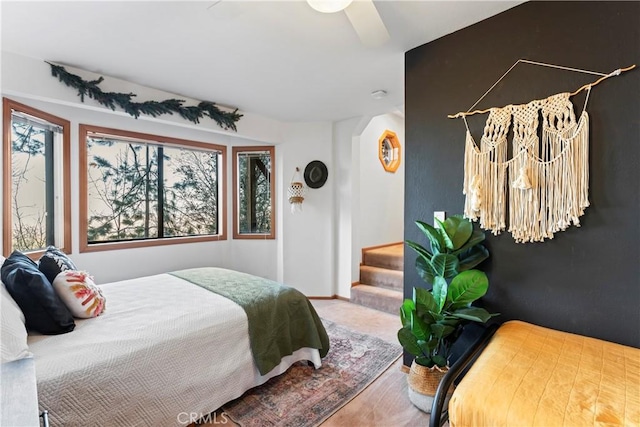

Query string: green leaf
451 229 486 255
398 326 422 357
431 311 445 321
416 221 444 254
430 323 446 339
445 216 474 250
415 257 436 286
426 338 439 351
450 307 497 323
414 287 438 316
410 311 429 341
447 270 489 308
431 253 459 279
457 245 490 271
432 354 448 368
440 324 457 338
400 299 415 327
441 318 460 327
441 215 459 233
415 356 433 367
406 239 433 261
435 218 454 250
417 340 432 354
431 276 448 312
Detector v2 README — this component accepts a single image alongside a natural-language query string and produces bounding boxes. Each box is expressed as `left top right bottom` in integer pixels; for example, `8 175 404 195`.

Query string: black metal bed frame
429 323 500 427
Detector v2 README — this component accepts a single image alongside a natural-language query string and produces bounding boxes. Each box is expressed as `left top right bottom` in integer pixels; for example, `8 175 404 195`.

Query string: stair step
363 244 404 271
360 265 403 291
351 284 403 316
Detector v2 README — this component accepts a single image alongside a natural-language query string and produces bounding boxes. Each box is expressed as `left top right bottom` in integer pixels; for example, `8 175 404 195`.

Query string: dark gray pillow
1 251 75 335
38 246 78 284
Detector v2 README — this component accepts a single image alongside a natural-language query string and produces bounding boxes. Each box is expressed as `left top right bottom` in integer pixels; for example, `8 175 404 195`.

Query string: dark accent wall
404 0 640 358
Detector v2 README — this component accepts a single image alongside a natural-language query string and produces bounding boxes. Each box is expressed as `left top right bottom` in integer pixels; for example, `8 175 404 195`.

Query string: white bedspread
27 273 321 426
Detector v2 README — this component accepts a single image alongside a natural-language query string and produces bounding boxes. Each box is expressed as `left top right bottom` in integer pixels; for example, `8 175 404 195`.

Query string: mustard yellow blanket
449 321 640 426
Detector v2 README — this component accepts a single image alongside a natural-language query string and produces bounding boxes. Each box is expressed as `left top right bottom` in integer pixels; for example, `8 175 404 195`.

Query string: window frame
2 97 71 259
232 145 276 240
79 124 227 253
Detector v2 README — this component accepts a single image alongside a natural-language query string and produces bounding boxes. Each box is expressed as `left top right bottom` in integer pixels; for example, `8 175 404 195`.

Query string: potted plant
398 215 498 412
406 215 489 285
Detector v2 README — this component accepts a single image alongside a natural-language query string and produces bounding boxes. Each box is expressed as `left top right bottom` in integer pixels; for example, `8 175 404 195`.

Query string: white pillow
1 282 32 363
52 271 106 318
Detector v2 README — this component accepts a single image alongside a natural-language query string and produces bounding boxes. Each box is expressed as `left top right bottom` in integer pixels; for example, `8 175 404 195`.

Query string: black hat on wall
304 160 328 189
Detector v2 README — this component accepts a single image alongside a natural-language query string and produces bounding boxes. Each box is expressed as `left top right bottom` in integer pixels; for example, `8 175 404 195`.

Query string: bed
25 267 330 427
430 320 640 427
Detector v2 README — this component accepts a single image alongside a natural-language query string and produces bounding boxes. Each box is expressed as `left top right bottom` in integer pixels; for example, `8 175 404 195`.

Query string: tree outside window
2 98 70 257
79 125 226 252
233 146 275 239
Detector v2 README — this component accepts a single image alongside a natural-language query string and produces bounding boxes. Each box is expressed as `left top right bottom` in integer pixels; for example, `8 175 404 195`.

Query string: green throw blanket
171 267 330 375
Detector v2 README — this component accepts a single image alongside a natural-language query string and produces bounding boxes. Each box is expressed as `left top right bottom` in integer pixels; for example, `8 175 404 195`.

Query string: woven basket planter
407 360 454 413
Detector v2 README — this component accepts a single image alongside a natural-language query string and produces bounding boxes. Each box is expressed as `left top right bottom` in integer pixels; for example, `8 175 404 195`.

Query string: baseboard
308 295 350 301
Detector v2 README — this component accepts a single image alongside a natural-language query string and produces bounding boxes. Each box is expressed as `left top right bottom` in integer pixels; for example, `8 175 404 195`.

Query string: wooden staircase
351 243 404 315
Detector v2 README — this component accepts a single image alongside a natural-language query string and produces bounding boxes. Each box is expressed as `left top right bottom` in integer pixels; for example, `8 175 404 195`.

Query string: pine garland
47 62 242 131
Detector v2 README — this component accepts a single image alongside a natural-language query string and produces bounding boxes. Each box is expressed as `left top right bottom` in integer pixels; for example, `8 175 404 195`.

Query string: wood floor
312 299 429 427
203 299 430 426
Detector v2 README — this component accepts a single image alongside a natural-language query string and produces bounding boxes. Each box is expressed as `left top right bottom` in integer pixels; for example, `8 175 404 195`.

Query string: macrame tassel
512 166 532 190
469 174 482 213
464 108 511 234
463 131 480 220
575 112 590 216
509 101 541 243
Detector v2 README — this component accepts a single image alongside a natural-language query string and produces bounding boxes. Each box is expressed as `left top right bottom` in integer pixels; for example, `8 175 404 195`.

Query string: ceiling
1 1 522 123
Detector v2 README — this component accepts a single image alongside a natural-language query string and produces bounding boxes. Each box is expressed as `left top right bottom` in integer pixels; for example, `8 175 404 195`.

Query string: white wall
0 52 403 298
357 113 405 249
279 122 334 296
333 116 367 297
333 113 405 298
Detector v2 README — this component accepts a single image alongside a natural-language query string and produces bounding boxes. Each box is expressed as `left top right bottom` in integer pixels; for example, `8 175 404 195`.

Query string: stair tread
365 244 404 257
363 243 404 270
357 243 405 315
360 264 403 273
359 265 403 290
351 284 403 315
352 284 402 296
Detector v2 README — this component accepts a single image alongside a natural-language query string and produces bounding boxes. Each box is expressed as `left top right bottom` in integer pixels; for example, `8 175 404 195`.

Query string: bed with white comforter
27 270 327 426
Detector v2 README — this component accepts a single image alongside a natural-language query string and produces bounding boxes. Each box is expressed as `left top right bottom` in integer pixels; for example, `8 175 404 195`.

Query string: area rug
222 319 402 427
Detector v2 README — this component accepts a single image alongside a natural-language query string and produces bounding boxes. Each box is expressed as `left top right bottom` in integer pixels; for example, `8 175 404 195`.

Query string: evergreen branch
47 62 242 131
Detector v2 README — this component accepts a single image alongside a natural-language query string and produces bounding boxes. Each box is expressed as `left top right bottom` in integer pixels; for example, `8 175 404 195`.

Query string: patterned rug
222 319 402 427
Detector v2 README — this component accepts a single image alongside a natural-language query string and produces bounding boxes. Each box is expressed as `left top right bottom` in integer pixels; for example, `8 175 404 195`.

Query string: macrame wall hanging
449 59 635 243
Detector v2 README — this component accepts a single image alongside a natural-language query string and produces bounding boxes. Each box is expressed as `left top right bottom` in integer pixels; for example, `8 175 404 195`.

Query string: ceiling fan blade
344 0 390 47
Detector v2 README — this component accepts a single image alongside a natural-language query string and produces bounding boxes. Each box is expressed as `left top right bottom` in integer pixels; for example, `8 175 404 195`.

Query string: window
79 125 226 252
232 146 275 239
2 98 71 257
